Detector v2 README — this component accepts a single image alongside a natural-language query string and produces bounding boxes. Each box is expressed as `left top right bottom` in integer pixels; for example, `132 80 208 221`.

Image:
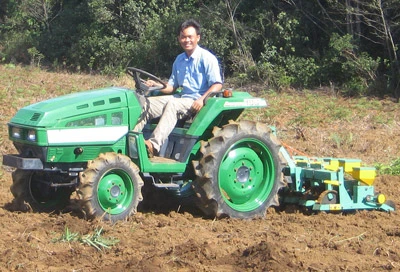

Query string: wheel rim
218 138 276 212
97 169 134 215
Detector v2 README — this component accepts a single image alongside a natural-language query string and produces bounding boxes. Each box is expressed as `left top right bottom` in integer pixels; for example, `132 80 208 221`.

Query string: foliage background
1 0 399 98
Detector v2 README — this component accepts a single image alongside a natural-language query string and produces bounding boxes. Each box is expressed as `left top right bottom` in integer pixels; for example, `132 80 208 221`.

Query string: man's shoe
145 140 155 158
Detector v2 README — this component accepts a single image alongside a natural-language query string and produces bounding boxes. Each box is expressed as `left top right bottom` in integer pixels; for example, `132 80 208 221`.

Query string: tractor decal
223 98 267 108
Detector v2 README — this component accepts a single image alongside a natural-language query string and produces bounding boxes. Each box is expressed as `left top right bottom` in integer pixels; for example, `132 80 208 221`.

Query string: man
134 19 223 157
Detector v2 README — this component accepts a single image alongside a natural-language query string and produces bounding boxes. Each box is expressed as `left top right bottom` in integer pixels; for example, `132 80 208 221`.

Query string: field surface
0 65 399 271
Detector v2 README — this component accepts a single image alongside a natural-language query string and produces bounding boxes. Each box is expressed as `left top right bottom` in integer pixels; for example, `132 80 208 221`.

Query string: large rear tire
10 170 73 212
78 152 144 221
192 120 285 219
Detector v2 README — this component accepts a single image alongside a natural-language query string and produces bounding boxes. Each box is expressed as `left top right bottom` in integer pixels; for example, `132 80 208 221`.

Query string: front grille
14 142 47 162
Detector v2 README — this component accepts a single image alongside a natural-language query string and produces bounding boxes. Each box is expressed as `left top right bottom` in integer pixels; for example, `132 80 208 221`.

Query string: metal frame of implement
280 147 395 212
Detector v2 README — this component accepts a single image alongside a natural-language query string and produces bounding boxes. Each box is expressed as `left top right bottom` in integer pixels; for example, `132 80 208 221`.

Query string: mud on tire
192 120 286 219
78 152 144 222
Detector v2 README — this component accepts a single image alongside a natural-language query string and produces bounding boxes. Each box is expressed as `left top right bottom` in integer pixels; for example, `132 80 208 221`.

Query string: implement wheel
79 152 144 221
10 170 73 212
192 120 285 219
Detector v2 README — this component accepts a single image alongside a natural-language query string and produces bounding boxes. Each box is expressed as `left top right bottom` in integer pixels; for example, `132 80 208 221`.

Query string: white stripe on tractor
47 126 128 144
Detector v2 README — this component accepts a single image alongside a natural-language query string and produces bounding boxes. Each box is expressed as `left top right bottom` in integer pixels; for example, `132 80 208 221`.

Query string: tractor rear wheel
10 170 73 212
192 120 285 219
78 152 143 221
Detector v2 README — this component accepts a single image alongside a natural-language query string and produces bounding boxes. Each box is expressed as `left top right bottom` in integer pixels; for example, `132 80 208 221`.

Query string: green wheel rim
218 138 276 212
97 169 134 215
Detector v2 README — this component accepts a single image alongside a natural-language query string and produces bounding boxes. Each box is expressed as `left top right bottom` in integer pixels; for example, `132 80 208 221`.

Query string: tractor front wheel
10 170 73 212
79 152 144 221
192 120 285 219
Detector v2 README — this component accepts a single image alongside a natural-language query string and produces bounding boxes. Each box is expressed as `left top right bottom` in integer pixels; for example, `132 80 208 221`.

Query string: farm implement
279 150 395 212
2 67 395 222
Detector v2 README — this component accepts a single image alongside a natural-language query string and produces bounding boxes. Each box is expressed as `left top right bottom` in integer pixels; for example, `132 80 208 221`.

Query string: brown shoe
145 140 155 158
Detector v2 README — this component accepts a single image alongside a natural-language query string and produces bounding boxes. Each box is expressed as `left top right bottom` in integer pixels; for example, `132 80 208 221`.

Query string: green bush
322 34 380 96
376 158 400 175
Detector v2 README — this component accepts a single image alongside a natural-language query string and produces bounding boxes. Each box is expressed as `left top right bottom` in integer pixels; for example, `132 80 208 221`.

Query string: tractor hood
10 87 136 127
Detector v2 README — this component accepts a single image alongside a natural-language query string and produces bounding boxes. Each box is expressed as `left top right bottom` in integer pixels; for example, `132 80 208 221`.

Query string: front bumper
2 154 44 170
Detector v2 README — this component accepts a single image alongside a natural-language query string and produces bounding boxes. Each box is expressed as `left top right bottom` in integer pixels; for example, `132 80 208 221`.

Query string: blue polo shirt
168 46 223 99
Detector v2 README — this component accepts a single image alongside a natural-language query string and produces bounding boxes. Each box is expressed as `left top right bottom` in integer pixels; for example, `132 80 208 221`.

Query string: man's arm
191 82 223 112
160 83 175 94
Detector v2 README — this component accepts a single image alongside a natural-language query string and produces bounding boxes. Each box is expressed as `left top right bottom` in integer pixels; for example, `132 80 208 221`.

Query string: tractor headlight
11 127 22 139
27 130 37 142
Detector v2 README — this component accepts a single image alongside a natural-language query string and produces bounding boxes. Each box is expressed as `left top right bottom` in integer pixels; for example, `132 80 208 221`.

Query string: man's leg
133 95 173 132
149 97 194 153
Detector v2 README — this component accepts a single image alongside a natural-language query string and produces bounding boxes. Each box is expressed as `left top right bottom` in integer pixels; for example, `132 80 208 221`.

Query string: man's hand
191 97 205 112
144 80 175 94
191 83 222 112
144 80 163 87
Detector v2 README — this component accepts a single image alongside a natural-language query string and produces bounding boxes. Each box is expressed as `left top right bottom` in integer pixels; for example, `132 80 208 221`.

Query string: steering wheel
126 67 167 96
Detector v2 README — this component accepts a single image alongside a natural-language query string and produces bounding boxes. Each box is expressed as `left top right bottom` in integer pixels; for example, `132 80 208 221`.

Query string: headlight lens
10 126 37 142
27 130 37 141
11 127 22 139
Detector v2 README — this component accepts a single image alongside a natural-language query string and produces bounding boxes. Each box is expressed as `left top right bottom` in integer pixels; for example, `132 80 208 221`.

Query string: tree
316 0 400 98
1 0 399 98
349 0 400 99
22 0 62 33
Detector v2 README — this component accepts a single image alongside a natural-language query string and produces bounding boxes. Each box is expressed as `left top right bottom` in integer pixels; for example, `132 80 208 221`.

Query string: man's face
179 26 200 55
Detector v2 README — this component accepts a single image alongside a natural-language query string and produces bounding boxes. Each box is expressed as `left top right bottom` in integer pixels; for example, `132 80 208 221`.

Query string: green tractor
3 68 284 221
2 68 395 222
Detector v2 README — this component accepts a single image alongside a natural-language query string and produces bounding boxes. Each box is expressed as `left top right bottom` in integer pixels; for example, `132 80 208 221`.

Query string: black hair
177 19 201 36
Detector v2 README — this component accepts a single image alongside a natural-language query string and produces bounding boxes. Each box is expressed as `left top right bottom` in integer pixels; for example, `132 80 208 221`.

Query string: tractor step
153 183 180 189
142 173 182 189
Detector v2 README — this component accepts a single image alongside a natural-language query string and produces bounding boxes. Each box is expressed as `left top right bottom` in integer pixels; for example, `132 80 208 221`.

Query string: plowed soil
0 66 399 271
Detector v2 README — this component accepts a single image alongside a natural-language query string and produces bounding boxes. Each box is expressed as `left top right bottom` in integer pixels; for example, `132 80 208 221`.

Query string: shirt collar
185 46 200 60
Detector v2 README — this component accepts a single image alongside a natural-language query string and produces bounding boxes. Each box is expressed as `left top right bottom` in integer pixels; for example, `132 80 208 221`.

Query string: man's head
177 19 201 56
177 19 201 36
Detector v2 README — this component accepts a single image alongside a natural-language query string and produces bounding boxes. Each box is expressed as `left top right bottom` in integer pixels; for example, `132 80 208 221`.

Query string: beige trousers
134 95 194 152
